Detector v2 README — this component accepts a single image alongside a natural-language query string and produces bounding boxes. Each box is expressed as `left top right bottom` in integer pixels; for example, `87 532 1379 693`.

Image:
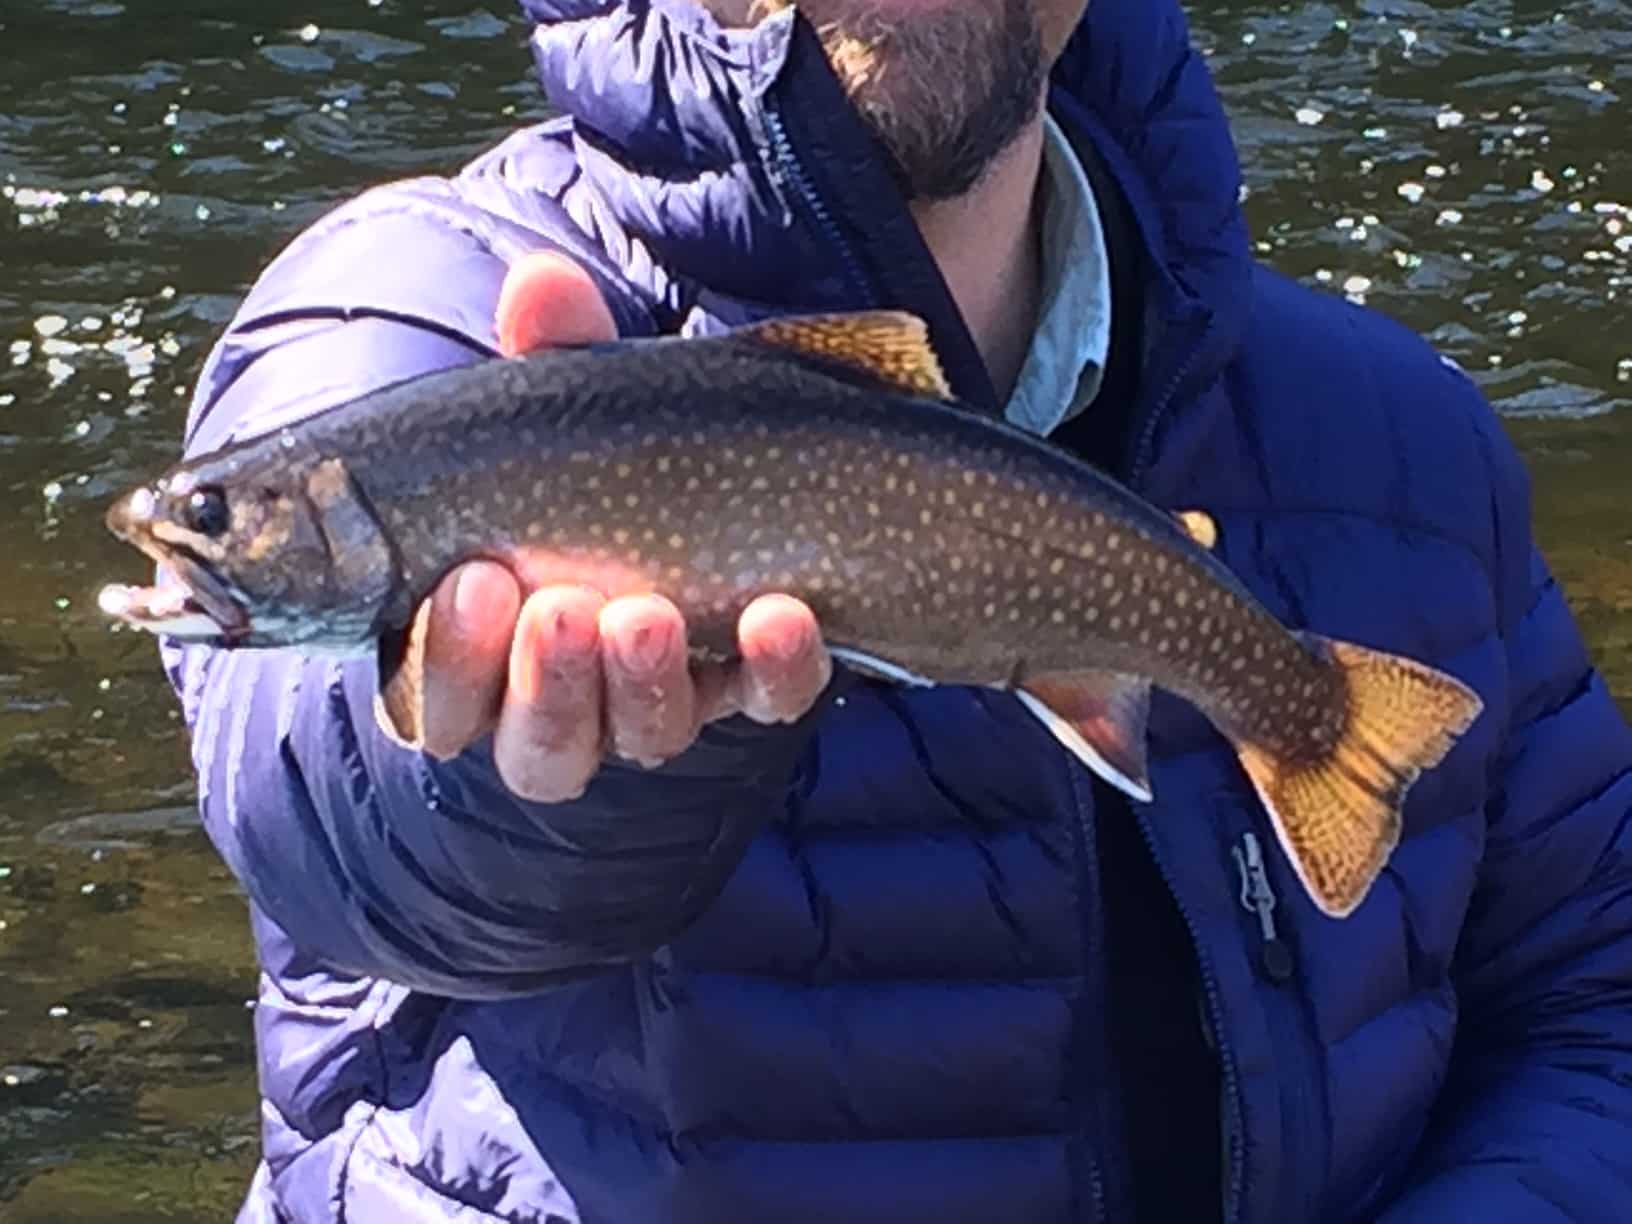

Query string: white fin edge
829 646 936 688
1014 687 1155 803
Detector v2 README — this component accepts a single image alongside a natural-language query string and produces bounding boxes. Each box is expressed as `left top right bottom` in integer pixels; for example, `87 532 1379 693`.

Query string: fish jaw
98 582 232 641
103 483 257 642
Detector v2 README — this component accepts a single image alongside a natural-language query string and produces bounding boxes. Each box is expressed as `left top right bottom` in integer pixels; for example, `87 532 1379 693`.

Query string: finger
493 586 608 802
727 594 830 725
420 561 522 759
495 250 617 357
600 594 696 766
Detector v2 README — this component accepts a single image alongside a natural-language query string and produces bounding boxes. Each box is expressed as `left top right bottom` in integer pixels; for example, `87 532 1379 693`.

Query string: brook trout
100 311 1482 917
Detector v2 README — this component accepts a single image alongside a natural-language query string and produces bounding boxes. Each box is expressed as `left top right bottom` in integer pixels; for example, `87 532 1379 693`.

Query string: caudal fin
1234 637 1484 918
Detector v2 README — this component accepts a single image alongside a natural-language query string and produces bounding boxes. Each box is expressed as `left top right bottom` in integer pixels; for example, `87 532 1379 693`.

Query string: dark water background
0 1 1627 1217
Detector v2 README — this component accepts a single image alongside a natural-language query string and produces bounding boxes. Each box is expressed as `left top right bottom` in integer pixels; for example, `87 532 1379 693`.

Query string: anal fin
1016 671 1153 802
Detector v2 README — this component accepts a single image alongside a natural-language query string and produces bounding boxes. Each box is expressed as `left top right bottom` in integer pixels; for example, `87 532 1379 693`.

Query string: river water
0 2 1627 1218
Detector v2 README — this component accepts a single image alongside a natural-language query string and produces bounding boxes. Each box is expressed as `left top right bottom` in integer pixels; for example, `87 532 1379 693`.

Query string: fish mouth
100 545 252 643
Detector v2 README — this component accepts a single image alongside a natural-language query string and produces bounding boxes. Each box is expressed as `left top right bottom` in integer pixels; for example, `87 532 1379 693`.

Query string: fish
99 310 1483 918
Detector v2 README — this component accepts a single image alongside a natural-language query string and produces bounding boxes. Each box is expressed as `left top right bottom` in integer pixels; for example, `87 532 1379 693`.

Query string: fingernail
453 566 489 631
771 620 809 662
615 619 671 676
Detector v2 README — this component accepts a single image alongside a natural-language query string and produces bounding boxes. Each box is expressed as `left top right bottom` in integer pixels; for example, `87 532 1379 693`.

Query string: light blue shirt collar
1003 113 1113 437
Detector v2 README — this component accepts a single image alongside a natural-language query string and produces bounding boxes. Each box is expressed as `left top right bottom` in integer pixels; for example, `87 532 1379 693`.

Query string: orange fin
374 599 433 752
1234 635 1484 919
1173 509 1218 550
735 311 952 400
1016 671 1153 802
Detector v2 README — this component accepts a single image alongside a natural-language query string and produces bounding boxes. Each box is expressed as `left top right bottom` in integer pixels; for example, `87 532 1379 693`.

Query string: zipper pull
1232 832 1295 983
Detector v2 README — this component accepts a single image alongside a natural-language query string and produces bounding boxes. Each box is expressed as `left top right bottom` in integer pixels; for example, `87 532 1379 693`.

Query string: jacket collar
517 0 1252 440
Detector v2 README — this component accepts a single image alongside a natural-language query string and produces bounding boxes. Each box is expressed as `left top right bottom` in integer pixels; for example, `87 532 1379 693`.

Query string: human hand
412 252 831 800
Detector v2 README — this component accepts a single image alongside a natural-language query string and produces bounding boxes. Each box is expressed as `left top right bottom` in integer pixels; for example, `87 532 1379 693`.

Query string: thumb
496 250 618 357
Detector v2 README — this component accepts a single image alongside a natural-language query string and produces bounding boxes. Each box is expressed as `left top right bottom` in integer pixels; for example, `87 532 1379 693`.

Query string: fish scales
294 336 1334 754
100 310 1482 920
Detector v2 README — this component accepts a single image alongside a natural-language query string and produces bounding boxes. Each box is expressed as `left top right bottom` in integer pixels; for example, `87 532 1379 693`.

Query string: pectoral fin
374 600 433 751
1015 671 1153 802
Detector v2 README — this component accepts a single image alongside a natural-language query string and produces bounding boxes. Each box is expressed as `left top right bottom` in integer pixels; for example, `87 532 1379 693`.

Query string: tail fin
1234 637 1484 919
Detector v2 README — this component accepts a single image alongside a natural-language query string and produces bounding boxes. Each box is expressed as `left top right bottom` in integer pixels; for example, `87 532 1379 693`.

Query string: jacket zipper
1232 827 1319 1224
760 104 876 307
1232 831 1294 984
1125 312 1249 1221
1128 314 1213 485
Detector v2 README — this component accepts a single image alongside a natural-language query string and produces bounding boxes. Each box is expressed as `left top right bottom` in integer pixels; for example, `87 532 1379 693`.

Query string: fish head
100 445 404 651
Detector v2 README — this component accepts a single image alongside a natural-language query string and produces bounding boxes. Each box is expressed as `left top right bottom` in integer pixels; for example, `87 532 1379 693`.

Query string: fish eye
184 486 230 537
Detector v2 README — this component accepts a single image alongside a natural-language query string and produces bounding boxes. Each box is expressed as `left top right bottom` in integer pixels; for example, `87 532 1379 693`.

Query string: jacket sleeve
166 246 830 1001
1377 406 1632 1220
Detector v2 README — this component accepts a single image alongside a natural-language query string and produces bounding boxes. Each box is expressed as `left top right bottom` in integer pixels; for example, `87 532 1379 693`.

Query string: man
168 0 1632 1220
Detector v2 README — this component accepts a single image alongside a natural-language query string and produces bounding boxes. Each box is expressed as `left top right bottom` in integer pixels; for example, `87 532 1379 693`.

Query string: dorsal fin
734 311 953 400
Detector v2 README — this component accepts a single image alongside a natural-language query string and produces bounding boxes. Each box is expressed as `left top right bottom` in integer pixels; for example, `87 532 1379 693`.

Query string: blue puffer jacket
165 1 1632 1220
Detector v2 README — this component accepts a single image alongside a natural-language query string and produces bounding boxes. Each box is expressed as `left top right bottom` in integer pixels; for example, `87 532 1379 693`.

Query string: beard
751 0 1046 201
